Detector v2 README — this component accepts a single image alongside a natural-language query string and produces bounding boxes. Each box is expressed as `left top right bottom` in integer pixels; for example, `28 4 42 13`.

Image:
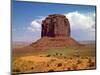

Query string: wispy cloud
27 17 45 32
65 11 95 31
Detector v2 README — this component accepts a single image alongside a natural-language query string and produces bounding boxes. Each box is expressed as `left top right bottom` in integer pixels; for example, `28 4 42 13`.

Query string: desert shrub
46 54 51 57
55 53 62 56
53 54 55 57
88 58 92 63
72 64 78 70
64 56 66 59
57 63 62 67
69 57 73 60
76 59 82 64
73 55 80 58
31 67 34 69
88 62 95 67
67 67 71 71
13 69 20 72
60 53 62 56
28 60 34 64
47 64 49 67
48 69 54 72
50 59 56 62
76 55 80 58
56 53 58 56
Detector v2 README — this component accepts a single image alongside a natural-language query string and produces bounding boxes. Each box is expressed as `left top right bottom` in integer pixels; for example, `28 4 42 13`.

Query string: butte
30 14 81 50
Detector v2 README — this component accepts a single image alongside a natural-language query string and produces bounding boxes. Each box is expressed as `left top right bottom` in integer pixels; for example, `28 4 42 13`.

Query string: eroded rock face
41 14 70 37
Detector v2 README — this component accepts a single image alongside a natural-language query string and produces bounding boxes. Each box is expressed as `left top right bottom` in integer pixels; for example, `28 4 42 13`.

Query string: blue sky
12 1 96 42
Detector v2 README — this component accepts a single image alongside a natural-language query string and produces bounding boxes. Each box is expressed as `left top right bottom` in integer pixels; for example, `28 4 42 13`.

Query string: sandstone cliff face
41 14 70 37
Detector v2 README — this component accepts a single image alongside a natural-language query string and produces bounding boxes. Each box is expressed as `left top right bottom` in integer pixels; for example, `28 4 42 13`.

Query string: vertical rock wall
41 14 70 37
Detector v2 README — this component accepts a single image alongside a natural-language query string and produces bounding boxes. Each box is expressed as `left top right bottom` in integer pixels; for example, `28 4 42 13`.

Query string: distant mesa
30 14 81 50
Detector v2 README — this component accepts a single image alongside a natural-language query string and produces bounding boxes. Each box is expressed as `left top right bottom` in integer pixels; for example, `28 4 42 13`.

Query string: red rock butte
30 14 81 50
41 14 70 37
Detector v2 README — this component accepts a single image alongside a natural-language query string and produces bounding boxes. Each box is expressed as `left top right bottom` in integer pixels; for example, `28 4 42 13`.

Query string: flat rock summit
30 14 81 50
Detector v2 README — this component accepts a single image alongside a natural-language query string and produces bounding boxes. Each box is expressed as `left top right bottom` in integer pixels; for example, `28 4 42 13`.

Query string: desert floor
12 43 96 74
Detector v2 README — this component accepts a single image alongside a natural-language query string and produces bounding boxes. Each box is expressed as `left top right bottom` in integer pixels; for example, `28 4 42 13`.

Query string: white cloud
65 11 95 31
64 11 95 40
27 17 45 32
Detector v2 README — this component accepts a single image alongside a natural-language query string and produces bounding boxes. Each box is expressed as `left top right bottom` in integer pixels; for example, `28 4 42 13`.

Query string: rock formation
41 14 70 37
30 14 81 50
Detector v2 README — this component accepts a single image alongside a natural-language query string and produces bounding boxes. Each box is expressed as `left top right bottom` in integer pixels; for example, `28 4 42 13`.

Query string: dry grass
12 43 96 74
12 55 96 74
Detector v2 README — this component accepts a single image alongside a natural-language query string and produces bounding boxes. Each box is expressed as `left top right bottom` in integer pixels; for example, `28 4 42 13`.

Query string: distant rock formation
41 14 70 37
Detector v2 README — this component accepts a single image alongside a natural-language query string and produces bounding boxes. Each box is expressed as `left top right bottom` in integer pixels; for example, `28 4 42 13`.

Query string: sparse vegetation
88 58 92 63
76 59 82 64
31 67 34 69
57 63 62 67
13 69 20 72
56 53 58 56
60 53 62 56
47 64 49 67
88 62 95 67
12 45 96 74
67 67 71 70
72 64 78 70
64 56 66 59
50 58 56 62
48 69 54 72
46 54 51 57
